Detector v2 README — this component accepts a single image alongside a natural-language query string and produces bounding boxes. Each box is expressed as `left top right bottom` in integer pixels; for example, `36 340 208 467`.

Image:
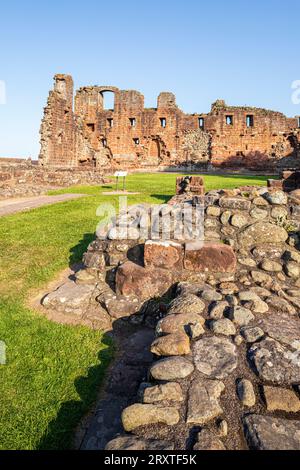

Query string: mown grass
0 172 270 449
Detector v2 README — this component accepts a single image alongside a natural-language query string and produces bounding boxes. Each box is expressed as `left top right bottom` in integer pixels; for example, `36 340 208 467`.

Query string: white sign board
114 171 128 178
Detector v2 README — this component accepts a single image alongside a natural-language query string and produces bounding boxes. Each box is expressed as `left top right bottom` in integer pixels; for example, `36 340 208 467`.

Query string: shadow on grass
150 194 173 203
69 233 95 266
37 333 114 450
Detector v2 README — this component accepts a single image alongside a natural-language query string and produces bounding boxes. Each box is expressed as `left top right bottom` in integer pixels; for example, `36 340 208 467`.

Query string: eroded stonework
39 75 300 171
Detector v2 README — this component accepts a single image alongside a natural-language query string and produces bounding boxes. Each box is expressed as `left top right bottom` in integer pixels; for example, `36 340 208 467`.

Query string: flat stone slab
105 435 174 450
263 386 300 412
249 338 300 385
193 336 238 379
150 356 195 381
187 378 225 425
81 328 154 450
116 261 173 300
257 313 300 351
167 294 205 315
243 415 300 450
42 281 95 316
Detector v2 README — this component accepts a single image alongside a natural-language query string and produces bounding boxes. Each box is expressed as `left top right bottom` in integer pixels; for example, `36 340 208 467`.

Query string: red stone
116 261 173 300
144 241 183 269
268 179 283 190
184 242 237 273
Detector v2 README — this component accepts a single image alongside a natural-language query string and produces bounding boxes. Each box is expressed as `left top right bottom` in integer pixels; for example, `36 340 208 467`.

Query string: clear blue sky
0 0 299 159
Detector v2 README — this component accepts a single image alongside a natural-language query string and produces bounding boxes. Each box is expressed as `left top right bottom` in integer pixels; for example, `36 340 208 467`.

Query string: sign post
114 171 128 192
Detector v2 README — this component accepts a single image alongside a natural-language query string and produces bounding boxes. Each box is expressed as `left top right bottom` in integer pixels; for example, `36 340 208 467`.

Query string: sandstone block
116 261 172 300
263 386 300 412
150 332 191 356
184 242 237 273
144 240 183 269
122 404 180 432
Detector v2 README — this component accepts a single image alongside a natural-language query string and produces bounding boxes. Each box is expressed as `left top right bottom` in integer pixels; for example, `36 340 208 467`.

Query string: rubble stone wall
0 159 105 198
82 186 300 296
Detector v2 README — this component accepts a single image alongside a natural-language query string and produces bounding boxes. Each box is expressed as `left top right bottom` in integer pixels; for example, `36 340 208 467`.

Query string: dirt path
0 194 88 217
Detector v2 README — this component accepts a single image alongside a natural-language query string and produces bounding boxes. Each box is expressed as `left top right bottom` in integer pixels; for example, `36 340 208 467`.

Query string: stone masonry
0 158 106 199
41 179 300 450
39 75 300 172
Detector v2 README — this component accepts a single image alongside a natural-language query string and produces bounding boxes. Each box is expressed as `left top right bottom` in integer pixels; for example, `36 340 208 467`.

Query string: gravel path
0 194 88 217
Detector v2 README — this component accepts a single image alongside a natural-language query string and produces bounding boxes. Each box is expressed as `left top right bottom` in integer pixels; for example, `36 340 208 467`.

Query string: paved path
0 194 88 217
79 325 154 450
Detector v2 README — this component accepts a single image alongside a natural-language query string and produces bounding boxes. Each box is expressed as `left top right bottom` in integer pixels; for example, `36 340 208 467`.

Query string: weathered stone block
150 332 191 356
244 415 300 450
184 242 237 273
239 222 288 247
187 378 225 425
122 404 180 432
115 261 172 300
42 281 95 316
219 197 251 211
144 240 183 269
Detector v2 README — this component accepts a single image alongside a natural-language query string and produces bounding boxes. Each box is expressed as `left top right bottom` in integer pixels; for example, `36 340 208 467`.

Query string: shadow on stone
185 425 201 451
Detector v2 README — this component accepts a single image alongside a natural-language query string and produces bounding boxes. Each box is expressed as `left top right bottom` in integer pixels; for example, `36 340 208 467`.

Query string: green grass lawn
0 172 270 450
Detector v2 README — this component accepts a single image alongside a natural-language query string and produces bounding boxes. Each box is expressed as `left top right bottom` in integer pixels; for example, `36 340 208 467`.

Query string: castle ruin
39 74 300 172
1 74 300 199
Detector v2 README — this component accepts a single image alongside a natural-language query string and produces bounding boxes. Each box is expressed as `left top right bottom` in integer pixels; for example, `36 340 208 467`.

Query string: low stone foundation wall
41 181 300 322
41 182 300 450
0 159 106 198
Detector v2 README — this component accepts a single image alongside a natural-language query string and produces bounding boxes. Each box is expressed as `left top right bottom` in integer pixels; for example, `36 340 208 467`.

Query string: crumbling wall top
157 92 177 109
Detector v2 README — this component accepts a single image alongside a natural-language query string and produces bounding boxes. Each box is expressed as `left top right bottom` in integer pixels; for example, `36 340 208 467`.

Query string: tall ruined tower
39 74 77 168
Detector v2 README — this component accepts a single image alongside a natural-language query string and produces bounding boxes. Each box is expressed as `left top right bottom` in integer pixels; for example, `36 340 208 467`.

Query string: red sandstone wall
39 75 300 171
39 75 77 168
0 160 106 198
204 100 299 169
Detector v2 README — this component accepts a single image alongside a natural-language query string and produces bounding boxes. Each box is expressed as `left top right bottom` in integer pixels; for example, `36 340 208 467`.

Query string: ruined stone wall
0 159 106 198
204 100 300 170
39 75 77 168
39 75 300 172
73 87 203 170
81 186 300 286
